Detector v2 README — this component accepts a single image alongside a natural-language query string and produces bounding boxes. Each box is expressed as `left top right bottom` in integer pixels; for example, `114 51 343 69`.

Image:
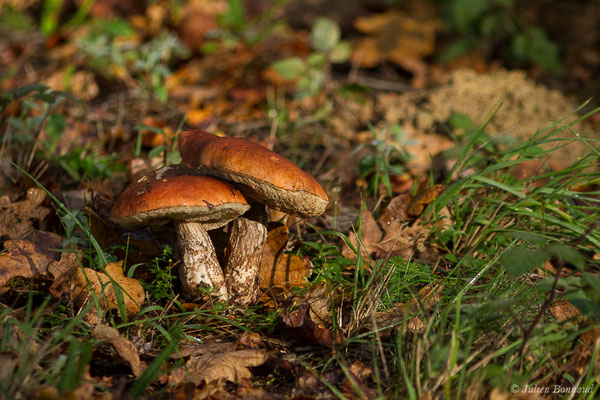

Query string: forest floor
0 0 599 399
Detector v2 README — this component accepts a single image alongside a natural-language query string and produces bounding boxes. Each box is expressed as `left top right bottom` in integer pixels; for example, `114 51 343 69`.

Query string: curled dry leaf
0 230 62 291
379 194 410 235
281 302 341 348
237 331 265 349
168 349 268 386
49 260 145 318
259 223 312 290
0 188 50 239
93 325 145 377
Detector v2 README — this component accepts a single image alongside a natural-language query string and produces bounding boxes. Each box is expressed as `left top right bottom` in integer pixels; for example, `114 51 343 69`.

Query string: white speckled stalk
224 206 267 305
175 221 228 301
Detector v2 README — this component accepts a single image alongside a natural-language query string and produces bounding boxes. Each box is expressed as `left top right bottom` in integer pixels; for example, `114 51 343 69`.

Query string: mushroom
110 165 250 301
178 130 329 304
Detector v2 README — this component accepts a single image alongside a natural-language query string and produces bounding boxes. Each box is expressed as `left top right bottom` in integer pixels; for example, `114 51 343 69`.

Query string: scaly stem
224 204 267 305
175 220 228 301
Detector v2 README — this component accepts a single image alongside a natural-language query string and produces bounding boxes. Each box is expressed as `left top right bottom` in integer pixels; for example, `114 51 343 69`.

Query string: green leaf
307 53 327 69
271 57 306 79
505 231 548 247
567 290 600 318
220 0 246 30
7 84 50 98
439 37 474 63
510 26 561 71
546 244 585 269
499 247 549 277
40 0 65 36
46 113 66 144
310 17 341 53
448 0 490 32
330 41 351 63
449 113 474 131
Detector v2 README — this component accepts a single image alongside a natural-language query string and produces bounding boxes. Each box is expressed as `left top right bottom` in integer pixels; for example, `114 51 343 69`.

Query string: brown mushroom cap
110 165 250 229
178 130 329 218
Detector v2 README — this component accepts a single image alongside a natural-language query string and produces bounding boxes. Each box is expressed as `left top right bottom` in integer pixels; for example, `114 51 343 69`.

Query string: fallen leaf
341 209 382 260
49 260 145 319
170 341 236 360
281 302 341 348
349 360 372 383
0 352 17 382
45 69 99 101
259 223 313 290
379 194 410 235
47 252 80 280
0 187 50 239
93 325 145 377
407 183 443 217
351 10 440 87
140 116 175 148
237 332 265 349
0 230 62 291
175 0 226 51
550 301 581 322
169 349 268 386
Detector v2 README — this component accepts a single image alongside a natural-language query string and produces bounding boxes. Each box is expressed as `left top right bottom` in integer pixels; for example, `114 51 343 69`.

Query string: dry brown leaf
49 260 145 318
301 283 335 328
47 252 80 280
170 341 236 360
169 349 268 386
140 116 175 147
0 230 62 291
407 183 443 217
379 194 410 235
349 360 372 383
93 325 145 377
281 302 341 348
0 188 50 239
351 10 440 87
237 331 265 349
341 209 382 260
46 69 99 101
550 301 581 322
259 223 312 290
0 352 17 382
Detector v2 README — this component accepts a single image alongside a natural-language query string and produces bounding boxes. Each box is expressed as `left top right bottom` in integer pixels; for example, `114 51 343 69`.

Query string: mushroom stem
224 204 267 305
175 220 228 301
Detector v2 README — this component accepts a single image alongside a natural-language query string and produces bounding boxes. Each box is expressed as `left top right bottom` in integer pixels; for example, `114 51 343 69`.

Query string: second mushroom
110 165 250 301
178 130 329 305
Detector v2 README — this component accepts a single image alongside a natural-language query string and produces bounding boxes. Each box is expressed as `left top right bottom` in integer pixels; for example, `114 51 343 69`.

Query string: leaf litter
0 0 598 397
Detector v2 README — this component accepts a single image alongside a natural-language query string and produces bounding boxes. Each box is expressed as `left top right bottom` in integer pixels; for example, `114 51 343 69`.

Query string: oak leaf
93 325 145 377
168 349 268 386
0 188 50 239
50 260 145 318
0 230 62 291
259 223 312 290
